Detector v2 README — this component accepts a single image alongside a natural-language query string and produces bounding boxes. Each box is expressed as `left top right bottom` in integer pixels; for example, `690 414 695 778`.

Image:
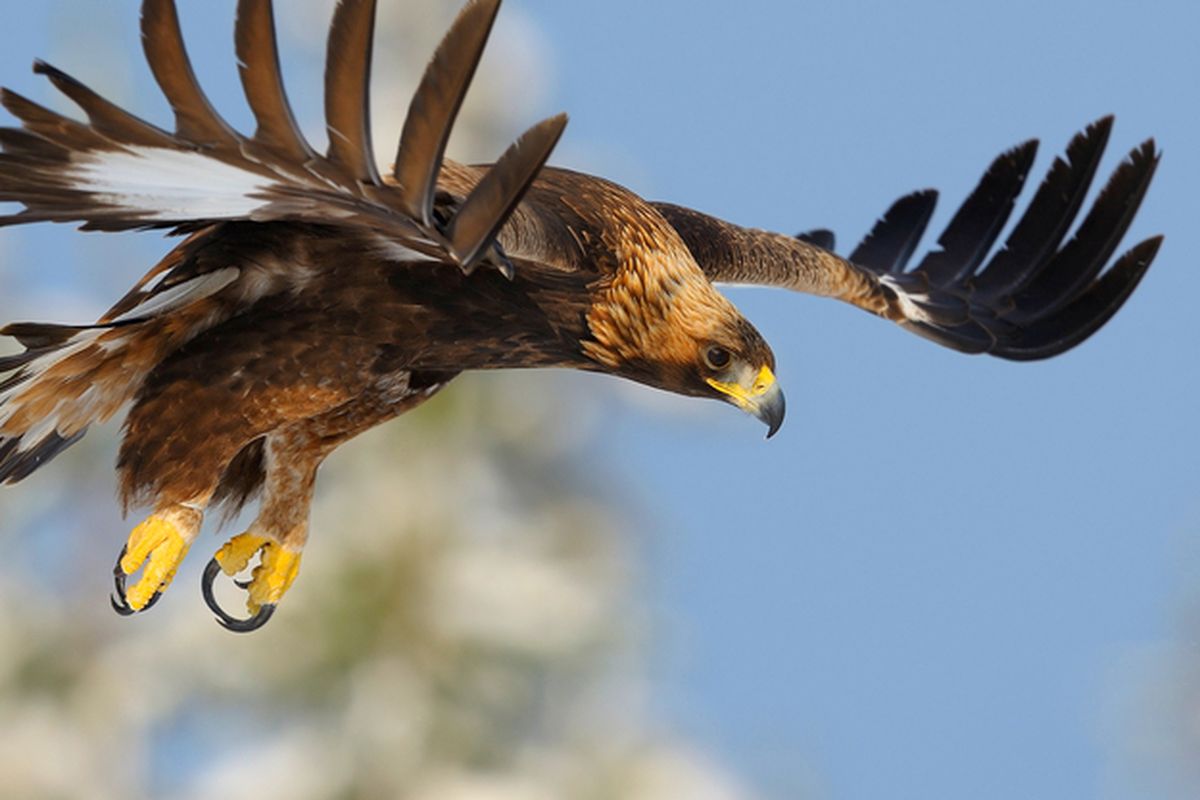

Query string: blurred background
0 1 1197 798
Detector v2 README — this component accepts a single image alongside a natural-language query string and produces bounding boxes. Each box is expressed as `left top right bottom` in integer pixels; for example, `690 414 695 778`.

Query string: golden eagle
0 0 1160 631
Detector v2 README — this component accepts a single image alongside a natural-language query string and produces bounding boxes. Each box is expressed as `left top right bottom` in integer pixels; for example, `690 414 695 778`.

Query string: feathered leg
201 426 321 632
200 374 453 632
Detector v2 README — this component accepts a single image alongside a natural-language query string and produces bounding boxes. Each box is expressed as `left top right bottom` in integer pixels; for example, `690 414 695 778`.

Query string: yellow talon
117 515 191 612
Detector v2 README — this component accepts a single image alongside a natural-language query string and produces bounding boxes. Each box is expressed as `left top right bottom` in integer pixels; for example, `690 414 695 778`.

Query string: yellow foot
111 514 192 615
201 533 302 633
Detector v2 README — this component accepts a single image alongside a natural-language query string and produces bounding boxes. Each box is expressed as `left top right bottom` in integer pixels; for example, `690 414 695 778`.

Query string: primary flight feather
0 0 1160 631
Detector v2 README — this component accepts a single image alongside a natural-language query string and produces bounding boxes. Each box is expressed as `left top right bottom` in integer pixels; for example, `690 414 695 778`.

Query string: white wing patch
879 274 933 324
69 147 275 221
368 234 441 265
113 268 240 323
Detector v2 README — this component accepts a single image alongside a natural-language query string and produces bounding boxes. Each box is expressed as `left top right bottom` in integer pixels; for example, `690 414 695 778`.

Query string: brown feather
235 0 317 164
140 0 241 148
0 2 567 284
211 437 266 519
653 119 1161 361
0 90 109 150
32 60 178 149
448 113 568 271
393 0 501 225
324 0 381 185
653 202 865 298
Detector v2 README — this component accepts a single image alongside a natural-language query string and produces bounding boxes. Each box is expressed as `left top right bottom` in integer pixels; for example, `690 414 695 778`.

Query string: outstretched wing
655 117 1161 361
0 0 566 275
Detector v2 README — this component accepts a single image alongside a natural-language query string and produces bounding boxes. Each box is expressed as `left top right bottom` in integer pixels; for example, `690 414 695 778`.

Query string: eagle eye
703 345 732 371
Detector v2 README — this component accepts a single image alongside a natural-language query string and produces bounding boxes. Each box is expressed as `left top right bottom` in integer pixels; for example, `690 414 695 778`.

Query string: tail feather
0 324 108 482
0 320 168 484
0 232 252 485
3 321 96 349
0 428 86 484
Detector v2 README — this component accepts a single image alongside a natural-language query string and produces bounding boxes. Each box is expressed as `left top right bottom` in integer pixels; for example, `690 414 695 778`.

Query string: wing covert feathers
0 0 563 276
660 117 1161 361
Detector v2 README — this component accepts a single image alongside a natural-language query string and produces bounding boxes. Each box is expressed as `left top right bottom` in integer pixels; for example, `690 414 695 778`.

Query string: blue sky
517 1 1200 797
1 1 1198 798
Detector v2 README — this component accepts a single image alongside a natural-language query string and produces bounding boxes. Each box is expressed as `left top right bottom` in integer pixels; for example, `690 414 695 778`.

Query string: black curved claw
201 557 276 633
110 544 161 616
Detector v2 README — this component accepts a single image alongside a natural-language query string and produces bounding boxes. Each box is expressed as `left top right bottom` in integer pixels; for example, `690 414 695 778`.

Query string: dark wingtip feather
845 120 1159 361
971 117 1115 300
1 322 85 350
796 229 836 251
994 235 1162 361
1007 137 1160 323
32 59 177 148
0 352 36 375
1082 114 1115 143
0 439 17 472
849 189 938 274
915 138 1038 286
2 88 46 121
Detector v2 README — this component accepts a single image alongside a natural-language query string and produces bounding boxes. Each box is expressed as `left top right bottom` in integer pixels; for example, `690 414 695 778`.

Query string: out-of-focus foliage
1100 615 1200 799
0 2 754 798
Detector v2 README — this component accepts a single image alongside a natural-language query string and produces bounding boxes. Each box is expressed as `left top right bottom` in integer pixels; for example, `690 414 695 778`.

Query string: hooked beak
706 365 787 439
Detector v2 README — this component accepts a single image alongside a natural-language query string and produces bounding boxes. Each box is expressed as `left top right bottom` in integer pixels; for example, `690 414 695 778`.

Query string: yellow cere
706 365 777 409
750 366 775 396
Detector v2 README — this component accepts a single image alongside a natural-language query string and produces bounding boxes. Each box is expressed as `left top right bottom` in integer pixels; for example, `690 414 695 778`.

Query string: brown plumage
0 0 1161 630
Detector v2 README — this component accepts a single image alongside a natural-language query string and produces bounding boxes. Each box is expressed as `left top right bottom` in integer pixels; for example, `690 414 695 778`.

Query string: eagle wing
0 0 571 485
0 0 565 276
655 117 1162 360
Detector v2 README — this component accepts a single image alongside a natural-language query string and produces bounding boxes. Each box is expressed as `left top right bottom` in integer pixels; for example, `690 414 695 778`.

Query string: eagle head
694 317 785 439
583 240 785 438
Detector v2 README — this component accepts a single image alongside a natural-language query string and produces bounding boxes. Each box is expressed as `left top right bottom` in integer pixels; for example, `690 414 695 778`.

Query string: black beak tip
760 386 786 440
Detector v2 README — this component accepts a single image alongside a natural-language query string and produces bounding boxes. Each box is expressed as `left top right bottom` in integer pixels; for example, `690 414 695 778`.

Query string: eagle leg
110 503 203 614
195 377 450 632
198 421 325 632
